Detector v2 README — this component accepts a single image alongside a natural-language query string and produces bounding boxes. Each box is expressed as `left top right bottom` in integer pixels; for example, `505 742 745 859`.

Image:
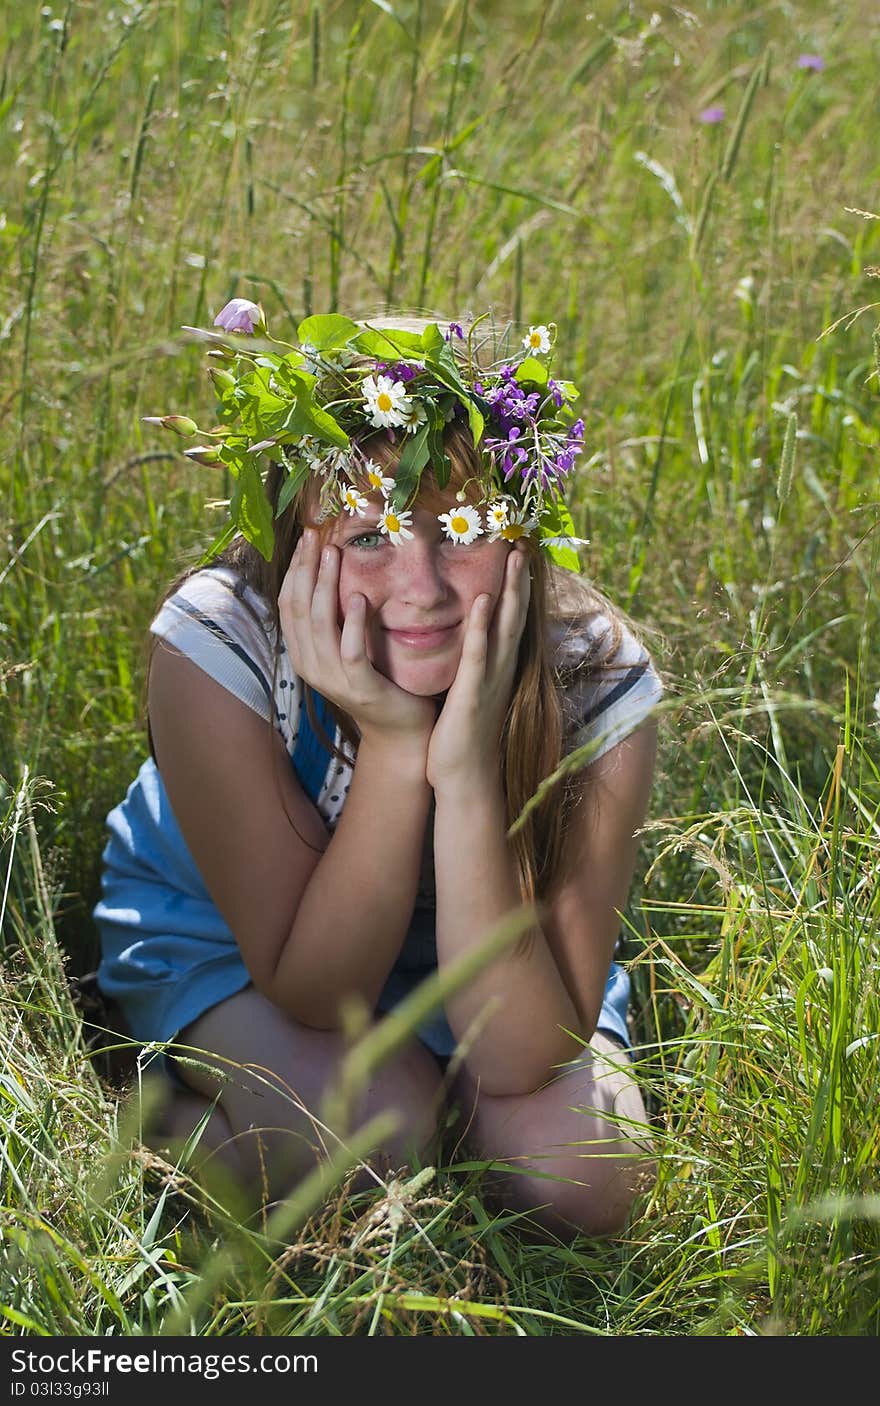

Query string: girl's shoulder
149 564 287 726
153 563 274 633
546 578 664 764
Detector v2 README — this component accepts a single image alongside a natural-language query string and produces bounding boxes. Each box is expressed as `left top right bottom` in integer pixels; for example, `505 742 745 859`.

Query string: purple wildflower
698 105 725 125
213 297 264 334
445 322 465 341
797 53 825 71
372 360 419 383
548 378 565 408
485 378 541 432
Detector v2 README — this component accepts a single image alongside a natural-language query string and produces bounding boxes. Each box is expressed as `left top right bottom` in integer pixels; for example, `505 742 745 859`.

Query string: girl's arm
149 532 436 1031
428 547 657 1094
433 722 656 1095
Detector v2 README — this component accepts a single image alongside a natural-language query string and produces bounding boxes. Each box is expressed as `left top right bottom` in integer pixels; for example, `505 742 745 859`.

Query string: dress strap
291 689 338 804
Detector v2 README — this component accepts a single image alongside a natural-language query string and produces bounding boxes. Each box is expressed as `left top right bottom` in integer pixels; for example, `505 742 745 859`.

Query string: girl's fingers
488 548 530 671
279 530 321 671
339 592 369 671
456 593 491 678
309 543 343 655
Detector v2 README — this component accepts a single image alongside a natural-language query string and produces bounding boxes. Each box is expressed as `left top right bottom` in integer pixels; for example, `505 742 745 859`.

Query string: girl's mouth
383 622 461 650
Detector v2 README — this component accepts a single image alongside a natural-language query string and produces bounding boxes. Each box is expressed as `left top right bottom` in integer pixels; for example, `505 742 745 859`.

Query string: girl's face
325 497 512 696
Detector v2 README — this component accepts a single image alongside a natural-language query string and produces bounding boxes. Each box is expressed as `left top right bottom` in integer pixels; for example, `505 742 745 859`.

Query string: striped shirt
150 565 663 833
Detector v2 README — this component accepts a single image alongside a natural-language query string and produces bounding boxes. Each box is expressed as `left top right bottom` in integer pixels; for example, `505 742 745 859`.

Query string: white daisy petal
341 481 369 516
522 324 551 355
438 504 484 544
379 505 414 544
362 373 412 429
485 498 511 529
401 400 428 434
362 459 396 494
487 510 538 543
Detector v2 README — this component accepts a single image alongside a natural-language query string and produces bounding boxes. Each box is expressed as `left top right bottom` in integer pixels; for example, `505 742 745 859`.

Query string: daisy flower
341 482 369 516
485 498 512 531
487 509 537 543
362 459 395 495
362 373 412 429
379 504 414 544
400 399 428 435
438 504 484 544
522 324 551 355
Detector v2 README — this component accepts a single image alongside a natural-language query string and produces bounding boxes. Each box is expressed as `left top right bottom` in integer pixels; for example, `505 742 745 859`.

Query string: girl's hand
426 544 531 790
279 529 436 747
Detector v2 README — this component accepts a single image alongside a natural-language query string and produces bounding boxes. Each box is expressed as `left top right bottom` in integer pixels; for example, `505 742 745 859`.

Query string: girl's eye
347 531 384 551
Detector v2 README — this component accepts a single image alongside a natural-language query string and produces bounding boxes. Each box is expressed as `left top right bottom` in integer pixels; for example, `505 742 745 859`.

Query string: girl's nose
393 538 449 608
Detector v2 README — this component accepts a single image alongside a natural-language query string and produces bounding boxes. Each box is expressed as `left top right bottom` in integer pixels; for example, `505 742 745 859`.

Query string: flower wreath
145 299 589 571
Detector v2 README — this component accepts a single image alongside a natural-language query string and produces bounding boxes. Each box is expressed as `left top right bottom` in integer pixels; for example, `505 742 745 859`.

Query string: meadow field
1 0 879 1335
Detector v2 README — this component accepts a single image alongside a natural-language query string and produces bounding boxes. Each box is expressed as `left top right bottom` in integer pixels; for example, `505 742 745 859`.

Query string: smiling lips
383 621 461 650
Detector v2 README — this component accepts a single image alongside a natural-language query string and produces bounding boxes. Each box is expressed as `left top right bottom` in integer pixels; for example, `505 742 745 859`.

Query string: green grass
2 0 879 1335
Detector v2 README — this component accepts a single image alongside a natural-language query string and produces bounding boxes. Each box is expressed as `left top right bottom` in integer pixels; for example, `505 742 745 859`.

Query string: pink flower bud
207 367 236 394
141 415 199 436
183 445 224 466
213 298 265 335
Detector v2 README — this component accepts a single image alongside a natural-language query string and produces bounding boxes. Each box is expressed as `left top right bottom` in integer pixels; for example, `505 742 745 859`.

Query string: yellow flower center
501 522 525 540
377 392 393 412
385 512 400 533
529 333 541 347
368 470 381 486
450 513 470 534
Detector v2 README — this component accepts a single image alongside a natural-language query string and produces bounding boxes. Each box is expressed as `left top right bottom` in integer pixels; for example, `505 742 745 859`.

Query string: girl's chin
368 637 461 697
386 666 457 697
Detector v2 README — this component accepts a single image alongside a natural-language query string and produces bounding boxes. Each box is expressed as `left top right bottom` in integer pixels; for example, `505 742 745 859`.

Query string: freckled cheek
457 547 508 607
336 558 386 656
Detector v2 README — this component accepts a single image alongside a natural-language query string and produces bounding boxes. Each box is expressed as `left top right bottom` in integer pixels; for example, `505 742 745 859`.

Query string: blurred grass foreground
1 0 879 1336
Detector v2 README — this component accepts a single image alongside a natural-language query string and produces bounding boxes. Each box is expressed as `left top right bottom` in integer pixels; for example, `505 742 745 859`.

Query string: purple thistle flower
445 322 465 341
213 297 264 334
698 105 725 125
797 53 825 71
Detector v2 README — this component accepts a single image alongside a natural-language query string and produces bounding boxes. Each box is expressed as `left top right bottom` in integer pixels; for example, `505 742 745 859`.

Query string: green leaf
427 407 451 490
283 398 349 448
354 326 425 358
231 457 275 561
276 457 311 517
272 356 318 392
390 423 431 510
234 366 289 435
540 493 582 573
467 399 484 446
418 340 484 446
420 323 445 357
515 356 549 387
545 540 581 573
297 314 360 351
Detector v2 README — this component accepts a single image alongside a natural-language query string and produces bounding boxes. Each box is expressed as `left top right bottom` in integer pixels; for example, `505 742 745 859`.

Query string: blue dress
94 569 653 1060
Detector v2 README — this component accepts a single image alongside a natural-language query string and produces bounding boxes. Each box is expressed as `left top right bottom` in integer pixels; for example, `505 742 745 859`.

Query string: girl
94 307 662 1238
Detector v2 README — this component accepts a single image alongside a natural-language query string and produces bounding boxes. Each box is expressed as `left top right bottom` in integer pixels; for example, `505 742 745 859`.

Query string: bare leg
451 1032 654 1240
145 986 446 1209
